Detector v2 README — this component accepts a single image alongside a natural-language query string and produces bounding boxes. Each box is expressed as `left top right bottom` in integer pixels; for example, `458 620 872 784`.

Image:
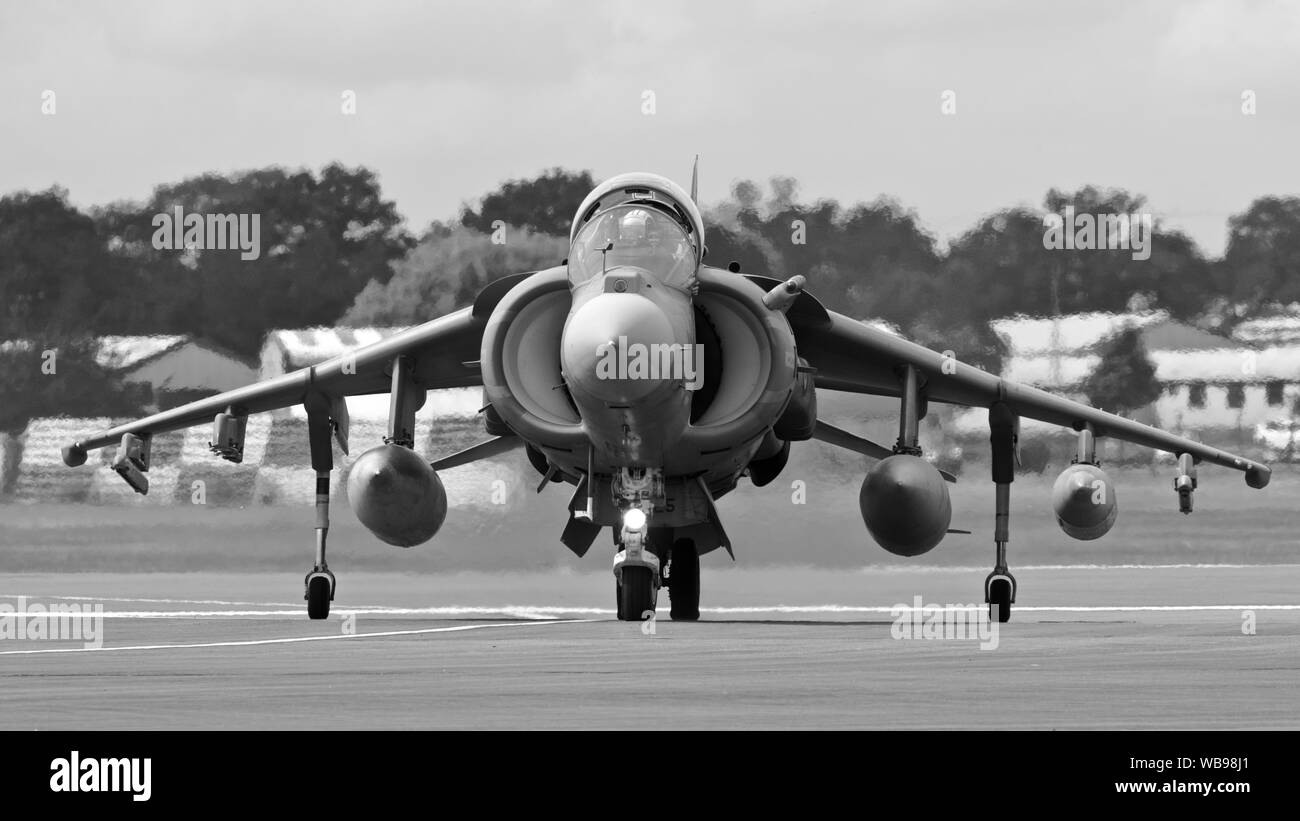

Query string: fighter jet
60 166 1271 623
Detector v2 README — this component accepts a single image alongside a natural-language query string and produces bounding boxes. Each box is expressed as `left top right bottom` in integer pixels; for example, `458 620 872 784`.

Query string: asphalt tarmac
1 565 1298 729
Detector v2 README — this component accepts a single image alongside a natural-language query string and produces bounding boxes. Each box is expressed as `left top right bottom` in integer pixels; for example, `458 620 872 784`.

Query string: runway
2 565 1299 729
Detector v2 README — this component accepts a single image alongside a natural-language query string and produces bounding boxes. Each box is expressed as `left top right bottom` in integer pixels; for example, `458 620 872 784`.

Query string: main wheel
668 538 700 621
988 578 1012 624
307 575 332 620
617 566 656 622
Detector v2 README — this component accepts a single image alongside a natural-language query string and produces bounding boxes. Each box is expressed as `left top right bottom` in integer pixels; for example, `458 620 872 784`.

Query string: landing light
623 508 647 531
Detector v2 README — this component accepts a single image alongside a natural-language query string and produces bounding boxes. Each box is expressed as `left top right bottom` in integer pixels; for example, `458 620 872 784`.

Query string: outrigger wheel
305 569 335 620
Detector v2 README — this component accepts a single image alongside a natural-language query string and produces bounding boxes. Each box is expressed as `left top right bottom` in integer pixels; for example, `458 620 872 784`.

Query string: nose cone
562 293 677 404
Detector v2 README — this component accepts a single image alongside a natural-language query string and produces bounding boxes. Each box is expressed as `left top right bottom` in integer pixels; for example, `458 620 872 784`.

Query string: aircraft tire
307 576 331 620
668 539 700 621
618 566 656 622
988 578 1012 624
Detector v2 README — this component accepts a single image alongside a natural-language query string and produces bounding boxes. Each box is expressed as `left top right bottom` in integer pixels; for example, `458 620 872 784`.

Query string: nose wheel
613 520 663 622
616 565 657 621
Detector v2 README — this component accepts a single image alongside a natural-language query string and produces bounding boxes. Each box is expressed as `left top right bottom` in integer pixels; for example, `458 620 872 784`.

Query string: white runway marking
857 563 1299 573
0 593 302 607
0 618 596 656
703 604 1300 613
324 606 612 617
6 563 1290 608
0 598 603 616
1 607 607 619
3 604 1298 621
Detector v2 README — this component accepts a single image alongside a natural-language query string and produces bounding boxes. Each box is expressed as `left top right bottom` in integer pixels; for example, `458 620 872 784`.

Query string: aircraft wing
785 300 1270 488
61 307 484 463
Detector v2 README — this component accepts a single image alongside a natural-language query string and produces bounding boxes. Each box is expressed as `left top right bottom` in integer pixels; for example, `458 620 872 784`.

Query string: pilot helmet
619 209 652 244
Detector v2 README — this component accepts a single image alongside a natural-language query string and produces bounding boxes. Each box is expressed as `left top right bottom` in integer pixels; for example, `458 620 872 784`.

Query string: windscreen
568 204 697 290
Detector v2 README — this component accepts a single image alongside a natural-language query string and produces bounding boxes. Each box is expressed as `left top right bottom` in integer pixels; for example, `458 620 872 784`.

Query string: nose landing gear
615 563 658 621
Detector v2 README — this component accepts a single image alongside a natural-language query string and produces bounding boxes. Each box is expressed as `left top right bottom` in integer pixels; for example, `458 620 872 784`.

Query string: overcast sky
2 0 1297 255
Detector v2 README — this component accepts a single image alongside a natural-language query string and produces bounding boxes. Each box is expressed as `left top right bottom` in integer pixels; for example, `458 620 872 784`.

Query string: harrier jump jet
61 167 1272 623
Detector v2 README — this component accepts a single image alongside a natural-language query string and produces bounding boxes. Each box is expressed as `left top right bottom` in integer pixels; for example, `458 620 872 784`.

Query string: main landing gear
305 470 336 620
301 356 423 620
984 401 1018 624
215 398 338 621
304 389 340 620
667 538 700 621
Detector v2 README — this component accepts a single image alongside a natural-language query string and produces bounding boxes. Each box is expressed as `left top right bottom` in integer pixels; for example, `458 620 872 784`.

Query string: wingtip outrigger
1245 463 1271 489
61 442 88 467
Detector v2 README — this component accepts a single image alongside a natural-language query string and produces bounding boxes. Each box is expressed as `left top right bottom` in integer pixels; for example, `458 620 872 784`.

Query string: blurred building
98 335 258 409
6 328 511 505
952 311 1300 443
0 334 257 411
258 327 481 419
1230 310 1300 346
258 327 409 379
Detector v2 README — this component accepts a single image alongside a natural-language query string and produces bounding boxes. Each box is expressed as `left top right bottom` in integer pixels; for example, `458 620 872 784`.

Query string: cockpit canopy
568 203 698 291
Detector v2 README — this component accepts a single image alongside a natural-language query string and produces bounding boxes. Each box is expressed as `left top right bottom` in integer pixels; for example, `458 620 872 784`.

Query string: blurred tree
1140 228 1216 320
0 338 143 435
732 179 762 212
0 188 117 339
1043 186 1216 319
342 226 567 325
908 312 1007 374
92 164 412 358
831 199 941 322
941 187 1218 326
11 167 1300 392
942 207 1075 321
1080 328 1161 415
706 180 941 334
747 199 842 301
1218 196 1300 315
702 225 775 274
766 176 800 214
460 168 595 237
